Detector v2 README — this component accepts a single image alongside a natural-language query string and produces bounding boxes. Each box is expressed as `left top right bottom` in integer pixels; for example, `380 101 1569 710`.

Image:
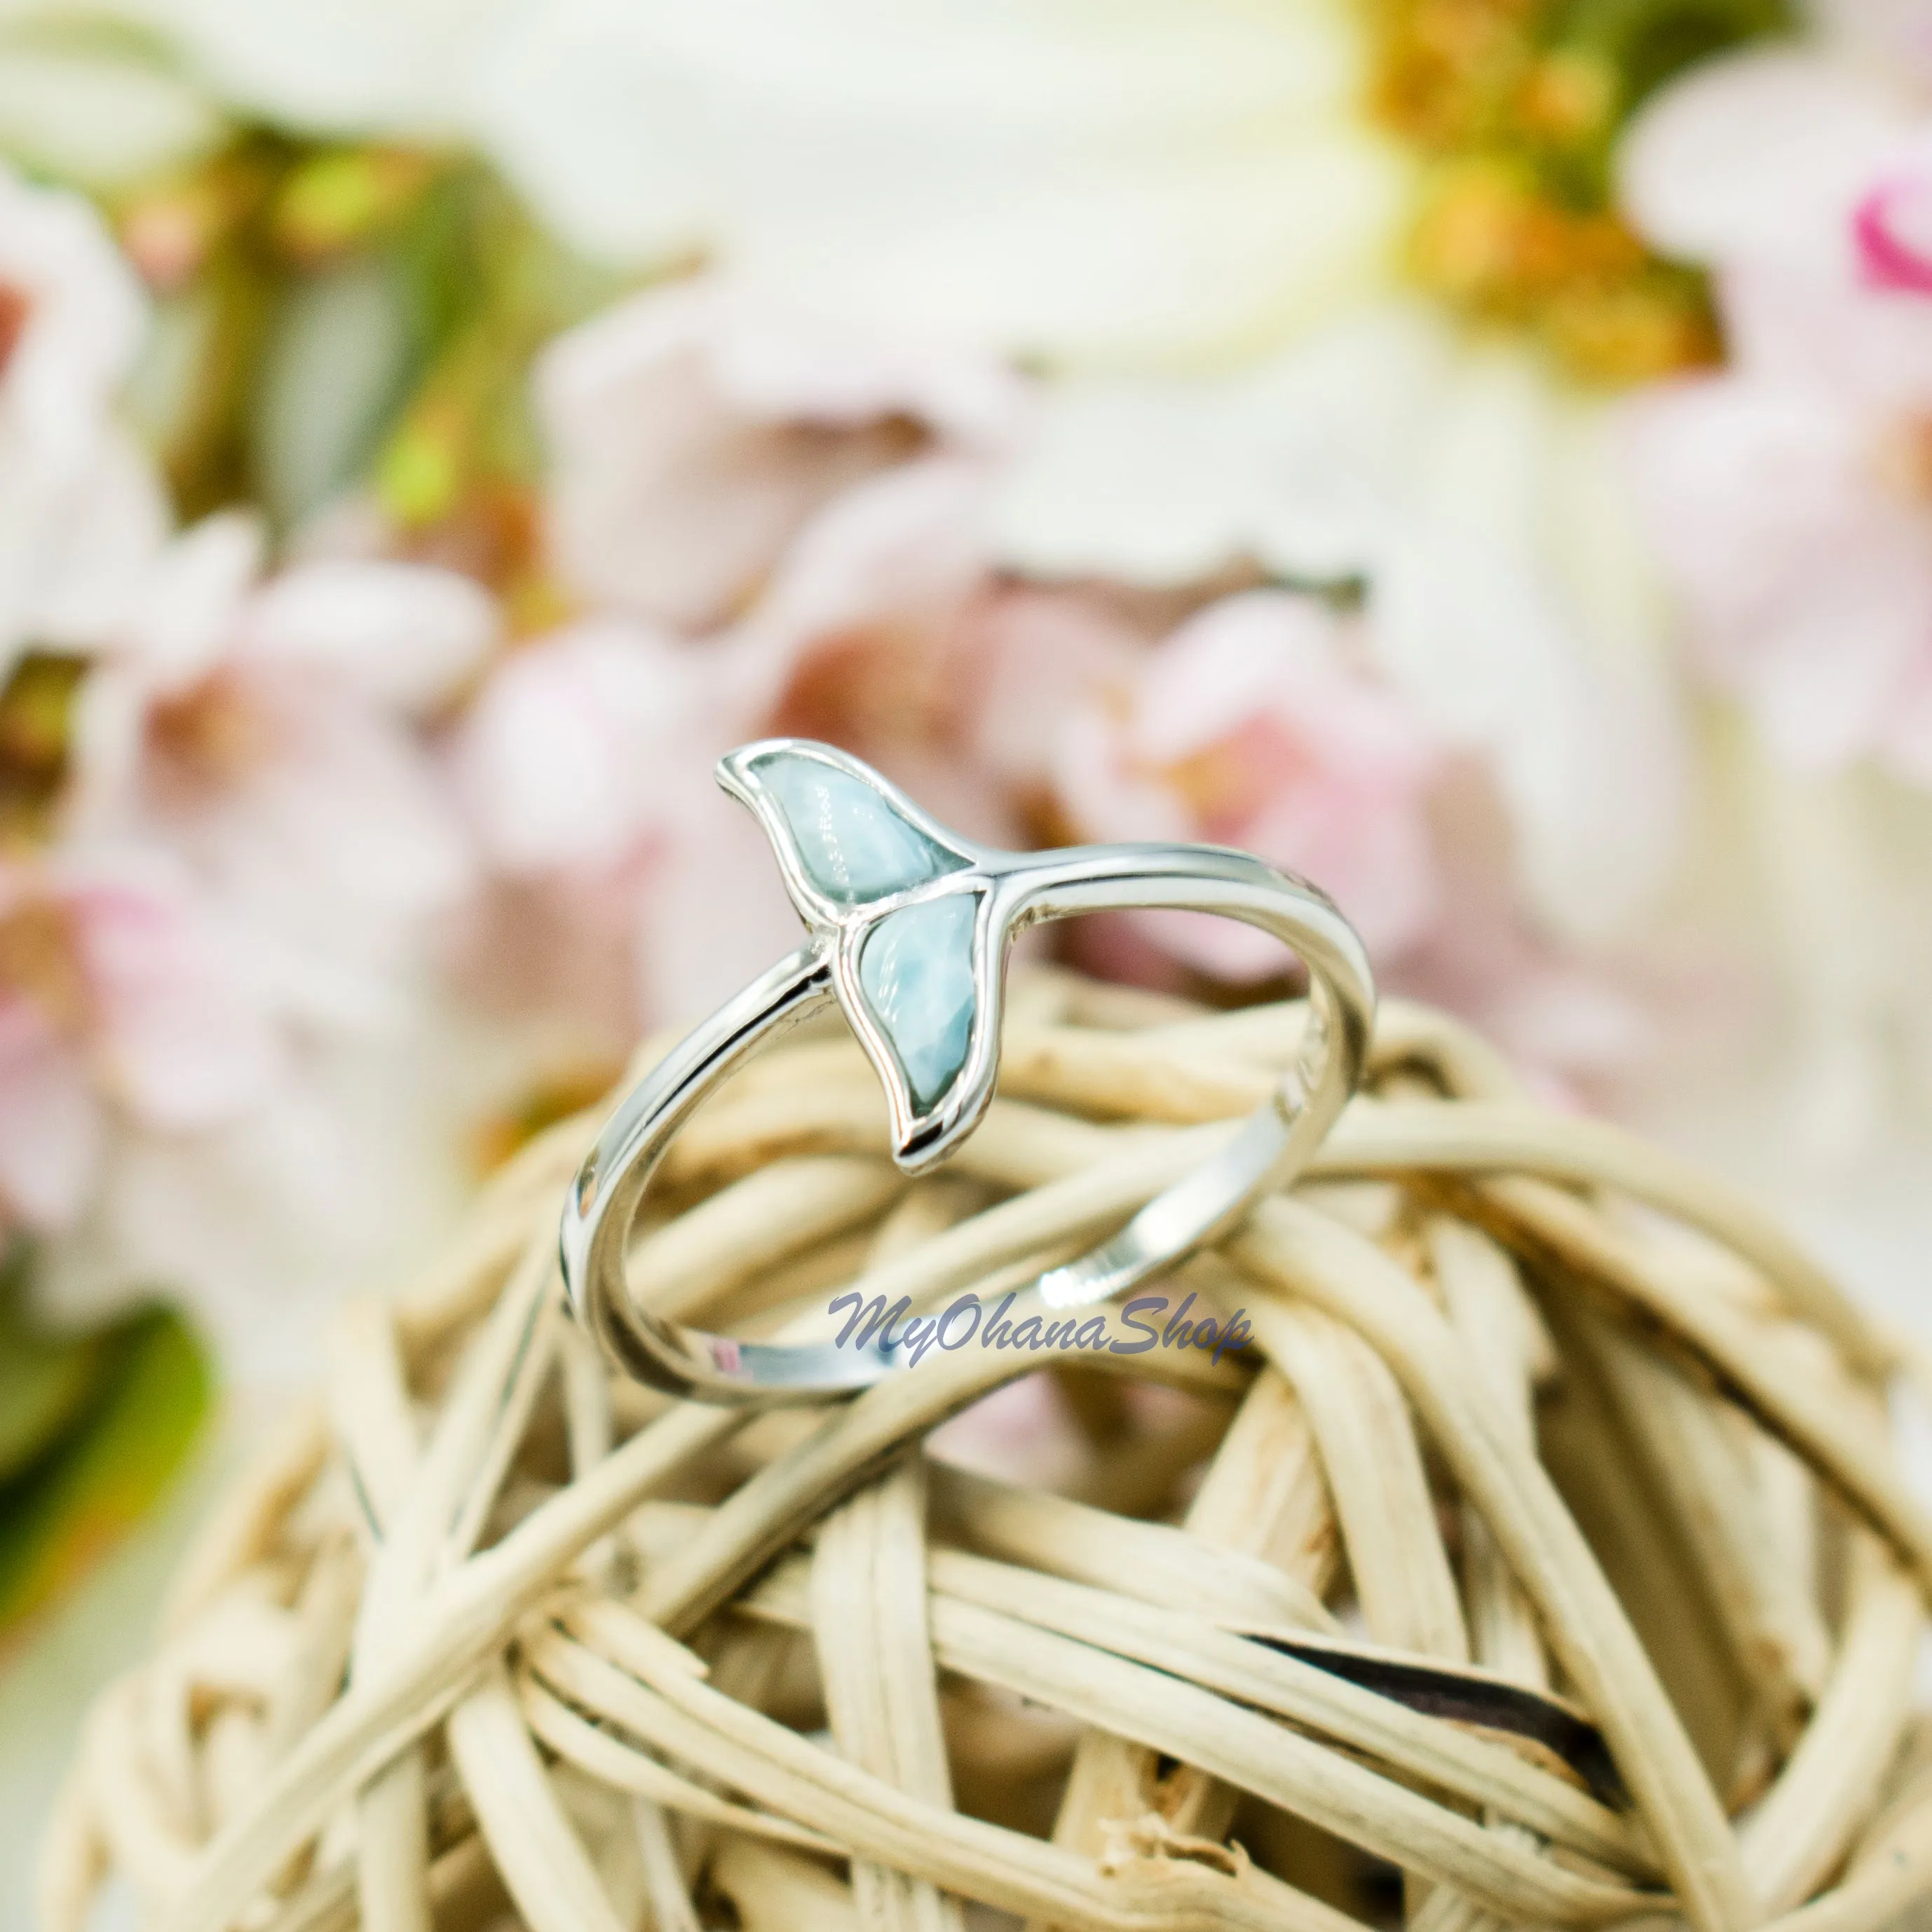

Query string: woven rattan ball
41 971 1932 1932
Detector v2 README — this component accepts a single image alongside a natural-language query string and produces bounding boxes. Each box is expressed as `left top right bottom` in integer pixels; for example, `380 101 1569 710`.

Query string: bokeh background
3 0 1932 1916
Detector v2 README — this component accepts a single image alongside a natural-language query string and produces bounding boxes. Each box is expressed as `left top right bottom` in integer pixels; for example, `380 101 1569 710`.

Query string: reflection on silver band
559 738 1375 1406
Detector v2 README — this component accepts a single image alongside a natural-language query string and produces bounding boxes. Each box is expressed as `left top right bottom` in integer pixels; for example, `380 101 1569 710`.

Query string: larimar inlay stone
755 753 965 907
858 893 979 1114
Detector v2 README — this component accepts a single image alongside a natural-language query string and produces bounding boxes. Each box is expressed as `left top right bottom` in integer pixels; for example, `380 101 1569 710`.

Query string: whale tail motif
719 740 1002 1169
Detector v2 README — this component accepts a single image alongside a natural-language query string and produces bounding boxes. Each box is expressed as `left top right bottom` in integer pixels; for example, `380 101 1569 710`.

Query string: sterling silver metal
559 738 1375 1405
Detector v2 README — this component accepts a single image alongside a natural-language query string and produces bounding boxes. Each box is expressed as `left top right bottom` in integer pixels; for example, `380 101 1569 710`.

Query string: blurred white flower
0 11 224 190
24 1 1408 373
474 0 1412 367
993 301 1687 946
67 510 497 1008
0 157 167 669
467 0 716 266
104 0 512 138
36 1034 477 1378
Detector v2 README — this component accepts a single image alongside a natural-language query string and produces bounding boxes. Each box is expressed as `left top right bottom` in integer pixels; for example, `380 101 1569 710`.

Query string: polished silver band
559 739 1375 1406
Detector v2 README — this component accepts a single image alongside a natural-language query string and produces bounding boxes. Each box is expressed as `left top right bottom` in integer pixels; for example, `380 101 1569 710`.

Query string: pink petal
960 586 1145 789
1127 591 1332 762
536 278 1019 634
122 511 264 692
713 292 1028 447
241 559 500 714
1049 587 1445 980
67 875 285 1129
1621 372 1932 766
1052 705 1194 847
1718 263 1932 409
192 672 478 951
629 794 804 1028
726 453 988 719
538 283 890 630
1244 768 1443 955
450 618 712 875
1130 906 1286 981
450 858 659 1046
1855 165 1932 296
1621 375 1873 644
0 996 100 1229
536 278 724 450
1737 537 1932 768
1878 655 1932 783
1617 48 1910 276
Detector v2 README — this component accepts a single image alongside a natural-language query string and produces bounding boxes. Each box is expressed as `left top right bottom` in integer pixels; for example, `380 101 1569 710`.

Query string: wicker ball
41 972 1932 1932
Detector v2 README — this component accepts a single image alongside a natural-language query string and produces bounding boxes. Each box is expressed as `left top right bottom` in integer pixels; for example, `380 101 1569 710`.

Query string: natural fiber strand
39 970 1932 1932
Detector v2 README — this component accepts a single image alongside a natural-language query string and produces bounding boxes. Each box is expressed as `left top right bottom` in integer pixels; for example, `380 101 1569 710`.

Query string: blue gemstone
756 754 965 907
858 894 979 1114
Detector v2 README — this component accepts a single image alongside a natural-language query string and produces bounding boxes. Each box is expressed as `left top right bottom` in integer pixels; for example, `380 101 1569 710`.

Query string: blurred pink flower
454 285 1038 1035
446 614 800 1035
1856 154 1932 297
68 511 498 1003
732 450 1026 831
449 460 1019 1035
957 584 1148 799
1383 767 1657 1098
30 515 504 1347
0 852 285 1233
1620 52 1932 777
452 616 702 881
538 275 1026 633
0 160 167 664
1053 589 1445 979
472 278 1661 1096
1026 583 1651 1091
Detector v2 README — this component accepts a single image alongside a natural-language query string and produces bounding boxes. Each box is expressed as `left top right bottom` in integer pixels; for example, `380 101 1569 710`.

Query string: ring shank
560 845 1373 1404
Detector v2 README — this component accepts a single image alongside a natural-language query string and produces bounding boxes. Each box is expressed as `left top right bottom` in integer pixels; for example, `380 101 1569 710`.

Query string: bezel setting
718 739 1009 1174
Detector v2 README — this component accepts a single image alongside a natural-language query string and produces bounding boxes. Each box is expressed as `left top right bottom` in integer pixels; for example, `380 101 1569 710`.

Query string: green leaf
0 1246 104 1481
1548 0 1792 118
0 1302 212 1647
0 1326 104 1484
253 255 419 525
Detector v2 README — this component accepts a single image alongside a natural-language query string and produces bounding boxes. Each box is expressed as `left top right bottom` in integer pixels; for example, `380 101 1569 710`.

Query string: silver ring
559 739 1375 1405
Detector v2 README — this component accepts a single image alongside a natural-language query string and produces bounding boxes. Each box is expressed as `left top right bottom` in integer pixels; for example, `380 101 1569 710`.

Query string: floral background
4 0 1932 1903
